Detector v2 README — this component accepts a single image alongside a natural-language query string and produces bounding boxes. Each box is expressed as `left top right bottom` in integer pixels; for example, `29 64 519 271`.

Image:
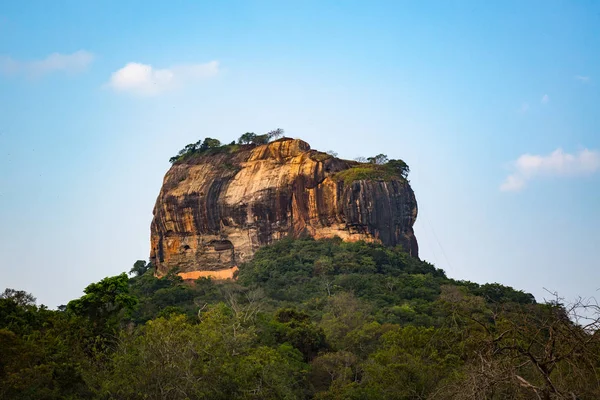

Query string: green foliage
201 137 221 150
0 297 94 399
238 237 448 326
104 309 307 399
270 308 328 361
337 154 410 184
237 128 285 145
66 273 137 330
466 282 536 304
386 159 410 179
356 326 462 398
128 272 224 323
129 260 149 277
253 133 270 144
367 153 388 165
169 137 227 164
1 288 36 307
238 132 257 144
3 237 600 399
170 129 285 164
335 163 393 184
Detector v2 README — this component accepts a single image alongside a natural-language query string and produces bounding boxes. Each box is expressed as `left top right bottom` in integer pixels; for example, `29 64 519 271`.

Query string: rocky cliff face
150 138 418 276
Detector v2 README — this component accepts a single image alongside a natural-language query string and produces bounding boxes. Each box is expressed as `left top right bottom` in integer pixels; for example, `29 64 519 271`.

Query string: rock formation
150 138 418 277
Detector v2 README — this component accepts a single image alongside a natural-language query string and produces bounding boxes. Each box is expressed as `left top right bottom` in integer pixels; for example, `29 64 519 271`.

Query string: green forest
1 237 599 399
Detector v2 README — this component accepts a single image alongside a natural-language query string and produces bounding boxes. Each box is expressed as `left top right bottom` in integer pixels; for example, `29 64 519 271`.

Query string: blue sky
1 0 599 307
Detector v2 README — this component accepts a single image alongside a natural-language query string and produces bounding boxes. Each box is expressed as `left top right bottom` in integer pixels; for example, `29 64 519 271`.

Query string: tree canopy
1 237 598 399
237 128 285 145
169 137 223 164
336 155 411 183
170 130 286 163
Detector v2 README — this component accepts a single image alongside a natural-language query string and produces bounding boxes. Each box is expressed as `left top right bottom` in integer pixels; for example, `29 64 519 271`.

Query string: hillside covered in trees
2 237 600 399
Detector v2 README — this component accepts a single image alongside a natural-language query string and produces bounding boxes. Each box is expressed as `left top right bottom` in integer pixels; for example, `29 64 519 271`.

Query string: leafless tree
439 285 600 400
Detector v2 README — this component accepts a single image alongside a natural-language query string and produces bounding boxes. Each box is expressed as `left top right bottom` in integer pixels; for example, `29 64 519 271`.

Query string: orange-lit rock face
177 267 238 281
150 138 418 276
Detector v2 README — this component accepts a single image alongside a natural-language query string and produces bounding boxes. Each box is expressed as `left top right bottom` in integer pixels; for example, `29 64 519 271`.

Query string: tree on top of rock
237 128 285 145
238 132 257 144
367 154 389 165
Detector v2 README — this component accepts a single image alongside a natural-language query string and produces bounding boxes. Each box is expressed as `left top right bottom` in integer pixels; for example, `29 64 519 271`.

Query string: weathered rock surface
150 138 418 276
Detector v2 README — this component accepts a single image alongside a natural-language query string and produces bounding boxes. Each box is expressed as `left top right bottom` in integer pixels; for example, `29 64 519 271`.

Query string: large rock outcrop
150 138 418 276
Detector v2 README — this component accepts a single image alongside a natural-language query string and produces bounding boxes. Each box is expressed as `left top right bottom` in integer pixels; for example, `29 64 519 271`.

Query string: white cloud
500 148 600 192
106 61 219 96
541 94 549 104
499 175 526 192
0 50 94 78
575 75 591 83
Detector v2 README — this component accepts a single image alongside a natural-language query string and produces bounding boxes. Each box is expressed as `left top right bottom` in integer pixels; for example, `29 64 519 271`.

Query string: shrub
335 158 410 184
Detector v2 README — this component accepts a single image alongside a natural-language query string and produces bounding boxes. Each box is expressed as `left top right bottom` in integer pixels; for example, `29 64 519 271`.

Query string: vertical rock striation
150 138 418 276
